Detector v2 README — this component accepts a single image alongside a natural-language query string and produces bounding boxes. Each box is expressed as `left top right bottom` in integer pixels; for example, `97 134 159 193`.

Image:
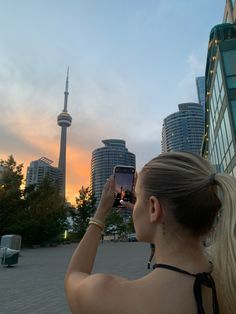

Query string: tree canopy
0 156 68 246
70 186 96 239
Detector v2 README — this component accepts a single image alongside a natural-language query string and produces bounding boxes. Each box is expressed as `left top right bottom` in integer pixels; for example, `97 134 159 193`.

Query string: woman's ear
148 196 163 223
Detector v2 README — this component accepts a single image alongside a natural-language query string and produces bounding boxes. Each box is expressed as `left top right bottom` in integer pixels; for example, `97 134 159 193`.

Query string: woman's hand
94 176 115 223
120 200 134 210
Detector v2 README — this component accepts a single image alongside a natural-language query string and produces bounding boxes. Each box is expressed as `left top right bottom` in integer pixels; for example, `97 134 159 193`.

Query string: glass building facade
90 139 135 205
161 103 204 154
202 23 236 176
223 0 236 23
196 76 206 112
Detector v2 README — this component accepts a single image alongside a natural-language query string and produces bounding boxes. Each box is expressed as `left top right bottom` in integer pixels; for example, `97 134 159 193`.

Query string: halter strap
153 263 219 314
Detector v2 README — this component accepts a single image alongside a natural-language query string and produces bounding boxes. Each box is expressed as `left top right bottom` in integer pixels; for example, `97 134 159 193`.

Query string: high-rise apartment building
202 23 236 175
161 103 204 154
90 139 135 204
223 0 236 23
26 157 63 190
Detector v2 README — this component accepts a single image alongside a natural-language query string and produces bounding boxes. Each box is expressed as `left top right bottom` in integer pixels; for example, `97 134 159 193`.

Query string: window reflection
223 50 236 76
231 101 236 130
224 108 233 144
217 62 223 87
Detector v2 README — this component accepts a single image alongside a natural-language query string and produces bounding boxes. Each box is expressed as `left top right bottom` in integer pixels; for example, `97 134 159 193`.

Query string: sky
0 0 225 203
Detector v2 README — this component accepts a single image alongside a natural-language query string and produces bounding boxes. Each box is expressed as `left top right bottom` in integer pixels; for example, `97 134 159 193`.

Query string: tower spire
63 66 69 112
57 68 72 199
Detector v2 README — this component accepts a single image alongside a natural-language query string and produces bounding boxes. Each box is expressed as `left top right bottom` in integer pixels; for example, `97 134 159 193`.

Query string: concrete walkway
0 242 150 314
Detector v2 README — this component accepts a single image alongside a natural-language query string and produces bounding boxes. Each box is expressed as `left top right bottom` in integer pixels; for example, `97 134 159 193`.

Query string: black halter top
153 263 219 314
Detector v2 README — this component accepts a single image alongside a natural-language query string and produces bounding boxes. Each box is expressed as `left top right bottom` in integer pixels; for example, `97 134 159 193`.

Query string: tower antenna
57 68 72 199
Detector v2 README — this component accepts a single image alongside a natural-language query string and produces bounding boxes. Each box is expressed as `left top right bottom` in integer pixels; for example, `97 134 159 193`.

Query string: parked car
128 233 137 242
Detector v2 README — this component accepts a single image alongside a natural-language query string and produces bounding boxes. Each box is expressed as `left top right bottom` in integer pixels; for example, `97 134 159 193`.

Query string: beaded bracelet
88 217 105 231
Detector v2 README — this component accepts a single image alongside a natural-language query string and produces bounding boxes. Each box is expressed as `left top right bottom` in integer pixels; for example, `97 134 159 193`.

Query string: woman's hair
140 151 236 313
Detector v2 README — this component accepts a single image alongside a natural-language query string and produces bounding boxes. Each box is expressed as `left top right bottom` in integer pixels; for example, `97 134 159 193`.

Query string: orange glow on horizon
1 112 94 205
1 143 92 206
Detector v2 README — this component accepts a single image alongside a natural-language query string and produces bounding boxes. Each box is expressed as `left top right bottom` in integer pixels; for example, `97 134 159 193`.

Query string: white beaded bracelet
88 217 105 231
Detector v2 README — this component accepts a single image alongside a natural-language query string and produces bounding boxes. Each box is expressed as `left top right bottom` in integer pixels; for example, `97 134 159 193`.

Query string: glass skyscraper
196 76 206 111
202 23 236 176
161 103 204 154
90 139 135 204
223 0 236 23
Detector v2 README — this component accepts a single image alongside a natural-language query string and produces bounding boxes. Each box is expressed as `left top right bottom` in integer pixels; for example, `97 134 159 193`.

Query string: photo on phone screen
113 166 135 208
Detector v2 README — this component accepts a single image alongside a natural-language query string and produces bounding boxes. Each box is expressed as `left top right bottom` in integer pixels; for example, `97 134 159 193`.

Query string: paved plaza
0 242 150 314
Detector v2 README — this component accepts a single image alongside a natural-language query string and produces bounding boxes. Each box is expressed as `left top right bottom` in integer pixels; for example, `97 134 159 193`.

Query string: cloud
0 125 41 158
0 45 163 203
177 53 205 103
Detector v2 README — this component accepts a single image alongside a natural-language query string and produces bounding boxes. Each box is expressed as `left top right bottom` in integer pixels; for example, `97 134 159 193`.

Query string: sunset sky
0 0 224 203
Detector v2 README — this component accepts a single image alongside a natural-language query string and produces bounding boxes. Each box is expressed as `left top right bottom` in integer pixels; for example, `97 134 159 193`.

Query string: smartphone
113 165 135 207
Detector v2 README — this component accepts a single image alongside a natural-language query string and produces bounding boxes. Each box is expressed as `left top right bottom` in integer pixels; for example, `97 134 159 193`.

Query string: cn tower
57 67 72 199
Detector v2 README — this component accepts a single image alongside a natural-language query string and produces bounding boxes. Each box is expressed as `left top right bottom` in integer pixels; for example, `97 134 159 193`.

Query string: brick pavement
0 242 150 314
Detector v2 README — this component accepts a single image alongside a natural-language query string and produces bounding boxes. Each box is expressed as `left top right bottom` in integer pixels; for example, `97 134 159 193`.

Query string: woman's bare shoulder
71 273 136 314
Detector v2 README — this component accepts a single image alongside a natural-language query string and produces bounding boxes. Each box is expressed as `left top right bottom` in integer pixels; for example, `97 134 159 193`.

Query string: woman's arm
64 177 115 311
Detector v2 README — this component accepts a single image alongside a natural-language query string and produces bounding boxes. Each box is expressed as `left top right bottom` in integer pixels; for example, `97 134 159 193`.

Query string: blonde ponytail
212 174 236 314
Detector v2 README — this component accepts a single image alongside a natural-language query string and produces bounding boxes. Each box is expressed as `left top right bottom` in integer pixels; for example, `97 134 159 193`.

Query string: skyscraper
202 23 236 176
57 68 72 198
196 76 206 111
90 139 135 204
223 0 236 23
161 103 204 154
26 157 63 190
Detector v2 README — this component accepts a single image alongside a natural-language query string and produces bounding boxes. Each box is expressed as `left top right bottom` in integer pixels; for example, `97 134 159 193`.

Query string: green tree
71 187 96 239
105 208 126 237
21 176 68 245
126 215 135 234
0 155 24 236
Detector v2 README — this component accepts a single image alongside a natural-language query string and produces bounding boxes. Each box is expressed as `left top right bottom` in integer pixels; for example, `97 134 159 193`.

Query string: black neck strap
153 263 219 314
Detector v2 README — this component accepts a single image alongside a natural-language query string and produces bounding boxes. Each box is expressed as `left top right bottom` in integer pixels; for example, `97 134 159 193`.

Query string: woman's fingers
121 201 134 210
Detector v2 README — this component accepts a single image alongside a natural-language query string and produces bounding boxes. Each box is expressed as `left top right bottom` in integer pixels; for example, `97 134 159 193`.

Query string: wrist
88 217 105 231
93 209 107 224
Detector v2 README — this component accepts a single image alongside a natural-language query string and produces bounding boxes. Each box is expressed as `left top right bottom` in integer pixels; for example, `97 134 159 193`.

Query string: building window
231 100 236 130
217 62 223 89
229 142 235 159
221 117 229 148
224 108 233 144
223 50 236 89
223 51 236 75
227 76 236 88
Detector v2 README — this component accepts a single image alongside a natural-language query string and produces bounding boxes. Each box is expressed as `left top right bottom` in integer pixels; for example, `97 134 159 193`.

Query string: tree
126 215 135 234
0 155 24 236
105 208 127 238
20 176 69 245
71 187 96 239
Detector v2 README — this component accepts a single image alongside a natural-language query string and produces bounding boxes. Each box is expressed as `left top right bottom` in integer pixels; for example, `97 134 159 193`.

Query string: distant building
161 103 204 154
90 139 135 207
202 23 236 175
0 165 4 185
26 157 63 191
196 76 206 111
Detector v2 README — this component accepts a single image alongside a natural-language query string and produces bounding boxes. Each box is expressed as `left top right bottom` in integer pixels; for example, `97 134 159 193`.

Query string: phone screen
113 166 135 207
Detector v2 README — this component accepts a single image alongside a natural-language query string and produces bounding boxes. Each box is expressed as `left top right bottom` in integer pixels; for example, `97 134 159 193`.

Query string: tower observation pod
57 67 72 199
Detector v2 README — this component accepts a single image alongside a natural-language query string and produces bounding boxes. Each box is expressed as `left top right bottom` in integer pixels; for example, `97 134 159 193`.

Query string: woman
65 152 236 314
